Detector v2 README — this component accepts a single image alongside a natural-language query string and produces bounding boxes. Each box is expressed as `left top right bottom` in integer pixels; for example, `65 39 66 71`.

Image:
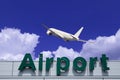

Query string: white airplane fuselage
41 24 86 42
47 28 79 41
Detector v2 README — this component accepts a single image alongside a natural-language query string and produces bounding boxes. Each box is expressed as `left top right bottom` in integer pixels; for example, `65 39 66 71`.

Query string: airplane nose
47 30 52 35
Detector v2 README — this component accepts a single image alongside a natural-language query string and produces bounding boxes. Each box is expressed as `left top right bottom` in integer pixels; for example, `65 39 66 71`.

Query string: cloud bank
41 29 120 60
40 46 80 61
80 29 120 60
1 28 120 61
0 28 39 60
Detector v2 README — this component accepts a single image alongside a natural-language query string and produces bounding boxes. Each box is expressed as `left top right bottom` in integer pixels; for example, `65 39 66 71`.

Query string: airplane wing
41 24 49 30
79 39 88 42
79 39 94 43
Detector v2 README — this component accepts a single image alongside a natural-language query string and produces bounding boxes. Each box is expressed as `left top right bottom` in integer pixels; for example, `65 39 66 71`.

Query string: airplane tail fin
74 27 84 38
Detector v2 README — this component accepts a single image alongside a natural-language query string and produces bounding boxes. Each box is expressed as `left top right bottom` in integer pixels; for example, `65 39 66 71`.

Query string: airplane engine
47 30 52 35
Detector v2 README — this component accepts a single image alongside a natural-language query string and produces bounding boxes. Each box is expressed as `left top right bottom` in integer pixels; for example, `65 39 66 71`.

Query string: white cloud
53 46 80 61
0 28 39 61
80 29 120 60
40 46 80 61
41 29 120 60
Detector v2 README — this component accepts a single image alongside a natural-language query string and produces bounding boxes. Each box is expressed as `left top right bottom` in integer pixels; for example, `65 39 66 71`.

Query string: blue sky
0 0 120 60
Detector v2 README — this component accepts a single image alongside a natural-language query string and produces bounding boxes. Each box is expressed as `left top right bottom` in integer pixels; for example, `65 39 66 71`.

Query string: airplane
42 24 88 42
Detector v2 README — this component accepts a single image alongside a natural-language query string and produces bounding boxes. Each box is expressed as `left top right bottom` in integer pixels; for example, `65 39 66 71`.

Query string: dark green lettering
46 58 53 71
18 53 36 71
39 54 43 71
73 57 87 72
57 57 70 76
89 57 97 71
100 54 110 71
